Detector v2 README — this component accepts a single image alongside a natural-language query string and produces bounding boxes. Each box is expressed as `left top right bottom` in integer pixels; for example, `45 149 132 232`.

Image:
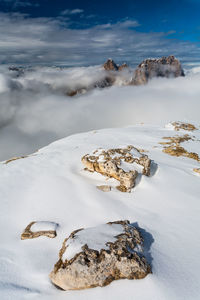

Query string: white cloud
0 0 39 7
0 65 200 161
61 8 84 16
0 12 199 67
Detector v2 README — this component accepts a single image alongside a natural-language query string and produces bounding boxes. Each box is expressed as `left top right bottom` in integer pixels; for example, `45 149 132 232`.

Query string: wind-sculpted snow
0 64 200 161
0 124 200 299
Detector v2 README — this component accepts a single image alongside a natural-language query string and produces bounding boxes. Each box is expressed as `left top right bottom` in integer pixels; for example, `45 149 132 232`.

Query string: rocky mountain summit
67 56 184 96
103 59 128 71
8 56 184 97
131 55 185 85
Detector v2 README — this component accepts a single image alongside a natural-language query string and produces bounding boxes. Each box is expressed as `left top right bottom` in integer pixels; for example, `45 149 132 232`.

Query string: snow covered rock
82 145 151 192
21 221 58 240
50 220 151 290
132 55 185 85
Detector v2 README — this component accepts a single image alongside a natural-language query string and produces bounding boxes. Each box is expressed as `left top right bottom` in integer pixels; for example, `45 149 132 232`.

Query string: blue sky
0 0 199 66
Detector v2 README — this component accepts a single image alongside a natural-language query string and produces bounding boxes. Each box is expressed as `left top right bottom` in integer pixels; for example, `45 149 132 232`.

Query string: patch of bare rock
67 56 184 96
81 145 151 192
5 155 28 164
97 185 112 192
49 220 151 290
21 221 58 240
103 59 128 71
131 55 184 85
160 134 200 162
193 168 200 175
166 121 197 132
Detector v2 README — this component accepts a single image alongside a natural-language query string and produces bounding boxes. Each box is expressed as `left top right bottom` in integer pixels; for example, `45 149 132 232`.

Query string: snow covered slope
0 123 200 300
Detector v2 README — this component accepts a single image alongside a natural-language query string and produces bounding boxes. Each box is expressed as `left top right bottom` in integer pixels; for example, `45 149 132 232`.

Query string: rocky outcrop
118 63 129 71
21 221 58 240
160 134 200 162
97 185 111 192
82 145 151 192
5 155 27 164
67 56 184 96
103 59 119 71
132 55 185 85
166 121 197 132
93 76 115 88
103 59 129 72
193 168 200 175
50 220 151 290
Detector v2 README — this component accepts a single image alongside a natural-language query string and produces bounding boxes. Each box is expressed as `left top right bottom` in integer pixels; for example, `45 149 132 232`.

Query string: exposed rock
132 55 185 85
93 76 115 88
66 76 115 97
5 155 27 164
81 145 151 192
103 59 129 72
21 221 58 240
67 88 87 97
50 220 151 290
193 168 200 175
118 63 129 71
97 185 111 192
166 121 197 132
160 134 200 162
8 66 25 77
103 59 119 71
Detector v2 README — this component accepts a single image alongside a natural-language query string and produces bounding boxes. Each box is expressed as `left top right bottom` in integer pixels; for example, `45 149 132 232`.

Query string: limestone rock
103 59 129 72
160 134 200 162
81 145 151 192
103 59 119 71
97 185 111 192
166 121 197 131
193 168 200 175
50 220 151 290
93 76 115 88
118 63 129 71
132 55 185 85
21 221 58 240
5 155 27 164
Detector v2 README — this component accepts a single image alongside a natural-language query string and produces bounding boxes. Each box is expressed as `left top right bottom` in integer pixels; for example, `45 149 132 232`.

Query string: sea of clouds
0 64 200 161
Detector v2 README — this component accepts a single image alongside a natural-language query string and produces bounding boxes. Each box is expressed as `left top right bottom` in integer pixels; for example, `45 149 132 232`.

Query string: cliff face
132 55 185 85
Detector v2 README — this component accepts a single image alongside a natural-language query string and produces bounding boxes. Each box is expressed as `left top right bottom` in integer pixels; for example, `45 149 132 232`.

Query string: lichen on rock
81 145 151 192
49 220 151 291
21 221 58 240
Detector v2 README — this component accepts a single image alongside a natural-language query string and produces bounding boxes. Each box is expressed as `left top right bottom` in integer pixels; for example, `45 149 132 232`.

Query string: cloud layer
0 65 200 161
0 12 199 66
